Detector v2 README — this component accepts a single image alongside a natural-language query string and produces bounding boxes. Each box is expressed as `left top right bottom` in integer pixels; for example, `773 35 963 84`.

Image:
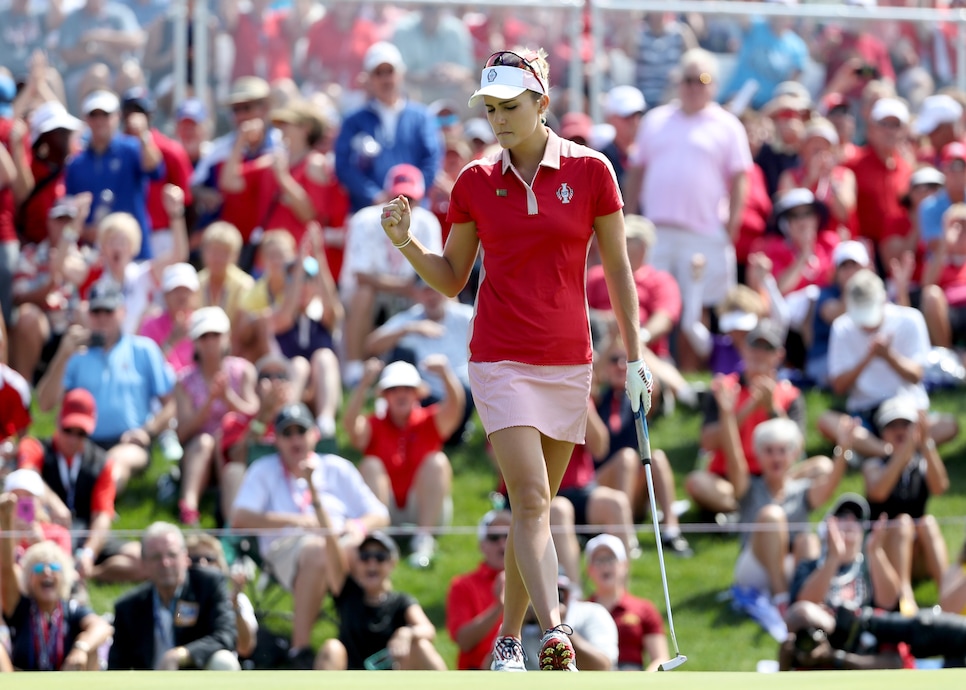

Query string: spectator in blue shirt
335 42 441 213
66 90 164 261
720 16 808 110
35 283 176 492
920 142 966 252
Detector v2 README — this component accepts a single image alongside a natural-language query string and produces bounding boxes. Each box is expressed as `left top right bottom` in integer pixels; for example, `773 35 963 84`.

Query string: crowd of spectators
3 0 966 673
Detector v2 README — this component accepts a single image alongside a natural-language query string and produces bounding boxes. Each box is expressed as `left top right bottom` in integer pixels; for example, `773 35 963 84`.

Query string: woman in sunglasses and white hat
381 47 651 672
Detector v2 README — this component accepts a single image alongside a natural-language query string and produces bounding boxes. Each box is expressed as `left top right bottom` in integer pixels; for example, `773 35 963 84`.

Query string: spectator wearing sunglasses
1 496 112 671
316 531 446 671
624 49 752 368
16 390 141 583
109 522 239 671
446 510 510 670
185 534 257 660
35 282 177 493
231 403 389 668
334 41 441 214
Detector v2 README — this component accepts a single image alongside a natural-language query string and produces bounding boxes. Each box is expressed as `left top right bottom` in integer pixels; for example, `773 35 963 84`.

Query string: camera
88 332 106 348
854 65 879 79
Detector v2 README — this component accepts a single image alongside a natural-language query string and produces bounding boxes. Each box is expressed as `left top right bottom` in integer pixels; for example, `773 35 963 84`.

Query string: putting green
2 670 965 689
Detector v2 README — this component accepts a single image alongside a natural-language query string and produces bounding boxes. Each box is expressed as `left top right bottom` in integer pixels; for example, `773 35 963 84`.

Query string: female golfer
381 48 651 672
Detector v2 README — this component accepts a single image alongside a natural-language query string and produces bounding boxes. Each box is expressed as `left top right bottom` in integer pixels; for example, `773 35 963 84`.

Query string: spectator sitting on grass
230 403 389 669
1 494 113 671
818 268 959 459
446 509 510 670
714 377 847 614
344 358 464 569
108 522 239 671
17 389 142 583
586 534 669 672
185 533 257 660
173 307 258 526
315 531 447 671
687 319 824 516
863 397 949 613
35 282 176 493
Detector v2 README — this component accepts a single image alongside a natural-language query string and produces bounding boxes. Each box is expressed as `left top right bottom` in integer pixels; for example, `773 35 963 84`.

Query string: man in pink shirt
624 49 751 329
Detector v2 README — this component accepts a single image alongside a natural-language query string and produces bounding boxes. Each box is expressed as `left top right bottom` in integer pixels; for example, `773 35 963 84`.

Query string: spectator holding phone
1 492 113 671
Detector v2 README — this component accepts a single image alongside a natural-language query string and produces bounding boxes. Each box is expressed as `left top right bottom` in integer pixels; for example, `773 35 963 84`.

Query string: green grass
49 388 966 671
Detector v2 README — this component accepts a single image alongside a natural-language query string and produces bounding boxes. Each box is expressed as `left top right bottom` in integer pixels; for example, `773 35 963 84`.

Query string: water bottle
158 420 183 463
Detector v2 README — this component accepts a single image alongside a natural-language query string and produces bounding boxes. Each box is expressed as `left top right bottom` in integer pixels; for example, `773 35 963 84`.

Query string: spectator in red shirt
222 0 300 83
299 2 380 91
0 356 31 445
778 117 858 239
750 188 839 296
121 87 193 260
17 389 141 582
847 97 913 268
585 534 667 671
446 510 510 670
587 214 680 360
18 101 80 247
345 358 464 570
918 203 966 348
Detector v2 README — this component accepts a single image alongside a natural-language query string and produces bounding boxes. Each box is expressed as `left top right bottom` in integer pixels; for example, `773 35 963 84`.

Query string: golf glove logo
625 359 652 414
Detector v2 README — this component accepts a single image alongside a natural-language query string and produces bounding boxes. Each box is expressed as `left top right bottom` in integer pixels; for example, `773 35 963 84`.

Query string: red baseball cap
941 141 966 165
385 164 425 202
60 389 96 435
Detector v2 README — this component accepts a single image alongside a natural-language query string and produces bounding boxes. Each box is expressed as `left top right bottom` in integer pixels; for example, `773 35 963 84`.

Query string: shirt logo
109 158 121 172
487 69 498 83
556 183 574 204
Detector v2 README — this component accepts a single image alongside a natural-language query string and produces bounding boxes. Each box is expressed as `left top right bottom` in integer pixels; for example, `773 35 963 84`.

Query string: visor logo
487 69 498 83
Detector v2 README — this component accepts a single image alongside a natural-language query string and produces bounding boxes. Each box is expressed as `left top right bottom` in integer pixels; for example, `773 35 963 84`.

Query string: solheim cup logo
487 69 498 83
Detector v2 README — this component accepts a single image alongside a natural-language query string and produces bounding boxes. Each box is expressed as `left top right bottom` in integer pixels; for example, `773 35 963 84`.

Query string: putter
634 406 688 671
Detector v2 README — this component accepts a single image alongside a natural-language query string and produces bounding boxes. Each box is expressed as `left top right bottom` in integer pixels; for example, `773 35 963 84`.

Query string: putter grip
634 408 652 464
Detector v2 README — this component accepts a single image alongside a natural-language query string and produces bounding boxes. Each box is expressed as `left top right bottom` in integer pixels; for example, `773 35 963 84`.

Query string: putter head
658 655 688 671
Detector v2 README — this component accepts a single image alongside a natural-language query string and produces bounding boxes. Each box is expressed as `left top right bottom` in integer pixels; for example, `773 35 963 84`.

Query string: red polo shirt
0 365 31 441
364 405 443 508
586 263 681 357
846 146 911 243
446 562 503 670
589 591 664 669
447 130 623 365
146 129 193 232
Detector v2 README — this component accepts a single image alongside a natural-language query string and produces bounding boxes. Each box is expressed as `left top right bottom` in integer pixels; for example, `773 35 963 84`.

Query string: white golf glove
625 359 653 414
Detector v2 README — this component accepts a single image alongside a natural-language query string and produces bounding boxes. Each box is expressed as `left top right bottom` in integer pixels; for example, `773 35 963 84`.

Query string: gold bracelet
392 234 413 249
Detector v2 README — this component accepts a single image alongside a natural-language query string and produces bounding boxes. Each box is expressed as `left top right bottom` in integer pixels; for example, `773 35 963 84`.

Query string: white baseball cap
874 395 919 428
188 306 231 340
909 166 946 188
604 85 646 118
82 90 120 116
832 240 870 267
845 269 886 328
803 118 839 146
29 101 82 145
376 361 426 394
363 41 405 73
4 469 45 497
870 97 909 124
161 262 199 293
913 94 964 136
718 310 759 334
464 118 495 144
585 534 628 563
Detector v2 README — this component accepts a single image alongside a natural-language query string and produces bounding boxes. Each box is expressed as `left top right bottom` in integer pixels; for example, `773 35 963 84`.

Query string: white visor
468 65 545 108
718 310 759 334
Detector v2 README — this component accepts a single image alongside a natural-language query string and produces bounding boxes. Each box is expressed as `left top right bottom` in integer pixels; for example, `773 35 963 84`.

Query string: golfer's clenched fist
381 194 412 245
